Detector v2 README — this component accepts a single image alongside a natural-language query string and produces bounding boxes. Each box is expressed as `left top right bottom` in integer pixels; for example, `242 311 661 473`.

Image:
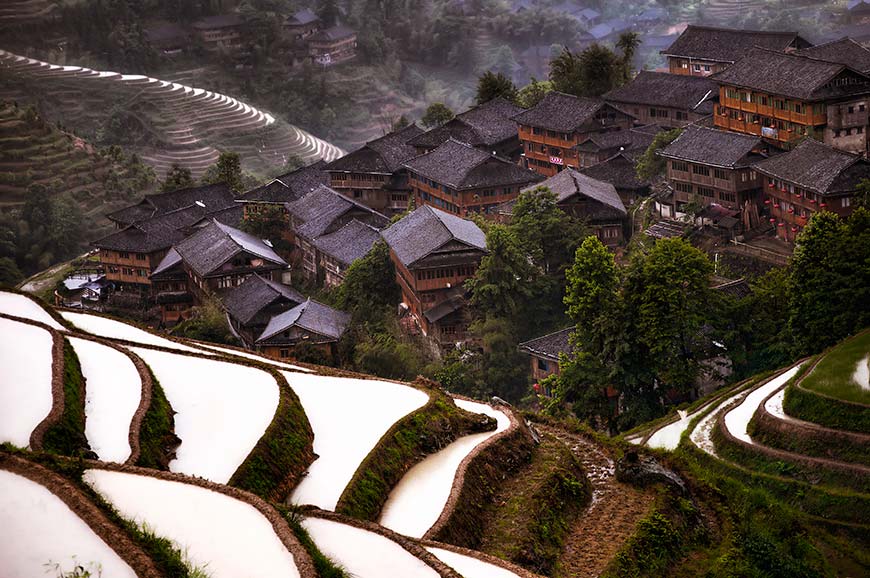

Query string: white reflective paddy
70 337 141 463
427 547 523 578
84 470 300 578
724 367 799 444
380 399 510 538
60 311 209 354
285 371 428 510
0 291 65 330
132 347 279 483
0 317 54 447
199 343 310 372
0 470 136 578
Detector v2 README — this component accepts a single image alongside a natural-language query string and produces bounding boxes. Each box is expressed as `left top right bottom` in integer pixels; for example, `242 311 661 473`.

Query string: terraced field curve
0 49 344 178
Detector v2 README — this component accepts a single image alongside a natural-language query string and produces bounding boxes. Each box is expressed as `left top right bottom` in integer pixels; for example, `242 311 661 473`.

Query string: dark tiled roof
518 327 574 361
94 204 208 252
309 24 356 43
658 125 768 168
604 71 718 112
192 13 244 29
521 168 626 215
403 138 542 190
311 219 381 266
575 126 659 154
512 91 610 132
288 185 388 239
107 183 235 225
661 25 808 63
196 205 244 228
712 278 752 299
423 292 466 324
581 152 650 191
711 48 870 101
242 161 329 204
408 97 522 150
286 8 319 26
382 205 486 267
151 248 183 278
796 37 870 73
325 125 423 173
106 203 157 226
258 299 351 342
752 138 870 195
222 274 304 326
174 219 286 278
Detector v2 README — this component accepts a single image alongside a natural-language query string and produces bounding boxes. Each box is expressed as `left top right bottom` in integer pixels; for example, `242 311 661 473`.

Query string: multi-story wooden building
712 47 870 155
407 97 524 160
222 273 304 348
580 150 652 206
604 71 718 127
95 184 236 293
284 9 321 42
239 161 329 219
518 327 574 386
150 249 192 324
513 91 635 176
191 14 244 51
285 185 389 286
404 138 543 217
382 205 487 346
795 37 870 75
658 126 776 225
573 125 660 169
309 25 357 66
510 169 629 246
661 25 810 77
753 138 870 242
324 125 423 215
256 298 350 361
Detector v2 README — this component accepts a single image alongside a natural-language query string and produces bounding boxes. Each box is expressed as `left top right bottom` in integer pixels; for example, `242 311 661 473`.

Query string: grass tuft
42 339 90 456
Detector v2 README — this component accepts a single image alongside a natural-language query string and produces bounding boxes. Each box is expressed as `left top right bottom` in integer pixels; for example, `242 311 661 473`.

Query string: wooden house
712 47 870 155
256 298 350 361
518 327 574 388
753 138 870 242
308 24 357 66
284 9 321 42
573 125 660 169
604 71 719 128
580 150 652 206
657 126 777 225
661 25 810 76
191 14 245 51
324 125 423 215
513 91 635 176
407 97 524 160
222 273 304 348
403 138 543 218
382 205 487 346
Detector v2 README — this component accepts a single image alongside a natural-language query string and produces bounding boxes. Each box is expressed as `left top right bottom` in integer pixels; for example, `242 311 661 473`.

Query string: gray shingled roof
518 327 575 361
580 152 649 191
521 168 626 215
403 138 542 190
604 71 718 112
311 219 381 266
575 126 660 154
661 25 807 63
658 125 766 169
151 248 183 278
512 91 610 132
382 205 486 267
174 219 286 278
287 8 319 26
796 37 870 73
94 204 209 252
408 97 523 150
752 138 870 195
107 183 235 226
288 185 388 239
711 48 869 101
258 299 351 342
325 125 423 173
240 161 330 204
222 274 304 326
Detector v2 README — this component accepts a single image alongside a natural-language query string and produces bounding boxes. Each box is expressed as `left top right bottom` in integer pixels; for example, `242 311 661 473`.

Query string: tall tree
616 31 641 83
161 164 195 192
635 128 683 181
421 102 455 128
549 47 582 95
334 240 401 326
476 71 518 105
202 151 244 194
517 78 554 108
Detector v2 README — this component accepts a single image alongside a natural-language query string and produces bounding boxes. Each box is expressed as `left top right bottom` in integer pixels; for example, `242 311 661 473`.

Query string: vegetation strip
134 362 178 470
799 329 870 405
303 508 463 578
425 403 534 544
0 452 163 578
40 338 90 456
335 382 494 521
0 313 69 451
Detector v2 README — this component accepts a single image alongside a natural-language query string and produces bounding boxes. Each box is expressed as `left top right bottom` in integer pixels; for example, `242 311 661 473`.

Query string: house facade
403 138 543 218
712 48 870 155
603 71 718 128
256 299 350 361
222 273 304 348
191 14 244 51
518 327 574 389
309 25 357 66
661 25 810 77
382 205 487 347
753 138 870 242
513 91 635 176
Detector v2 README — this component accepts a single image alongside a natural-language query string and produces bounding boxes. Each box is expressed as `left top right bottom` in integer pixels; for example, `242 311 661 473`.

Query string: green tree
635 128 683 182
390 115 411 132
317 0 340 26
421 102 455 128
549 47 582 95
616 31 641 83
855 177 870 208
466 225 537 323
517 78 554 108
0 257 22 286
476 71 518 105
202 152 244 194
564 236 617 350
240 205 289 252
334 239 400 326
578 44 621 97
172 297 238 344
161 164 195 193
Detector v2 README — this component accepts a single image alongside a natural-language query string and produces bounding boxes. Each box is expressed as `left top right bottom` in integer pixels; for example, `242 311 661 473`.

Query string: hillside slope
0 49 344 179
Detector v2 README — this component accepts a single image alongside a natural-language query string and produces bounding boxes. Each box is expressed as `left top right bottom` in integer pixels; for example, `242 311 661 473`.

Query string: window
537 359 549 371
676 110 688 121
861 104 867 112
713 169 728 180
675 182 693 194
136 254 146 261
835 129 842 137
703 65 711 72
671 160 689 172
848 105 855 114
720 191 736 203
698 186 714 198
280 349 289 358
119 252 130 259
843 197 852 208
692 165 711 176
859 127 864 134
693 63 701 72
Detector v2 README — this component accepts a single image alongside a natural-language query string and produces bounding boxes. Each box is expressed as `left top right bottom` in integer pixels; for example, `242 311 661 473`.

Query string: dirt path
538 425 656 578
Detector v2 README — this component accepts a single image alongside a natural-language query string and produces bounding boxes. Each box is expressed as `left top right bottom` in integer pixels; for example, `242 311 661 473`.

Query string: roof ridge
683 24 798 36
